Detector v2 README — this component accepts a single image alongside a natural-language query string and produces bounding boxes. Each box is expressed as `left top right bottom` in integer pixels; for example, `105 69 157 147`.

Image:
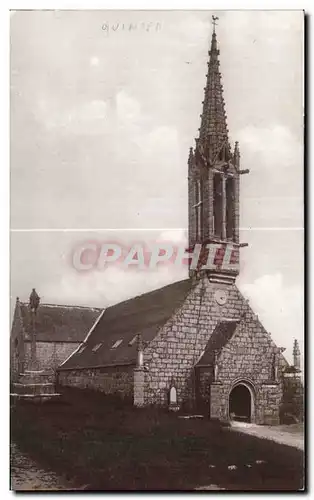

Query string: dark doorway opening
229 384 252 422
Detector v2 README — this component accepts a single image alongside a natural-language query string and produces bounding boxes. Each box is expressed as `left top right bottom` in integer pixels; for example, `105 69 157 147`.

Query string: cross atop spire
212 15 219 33
196 18 230 164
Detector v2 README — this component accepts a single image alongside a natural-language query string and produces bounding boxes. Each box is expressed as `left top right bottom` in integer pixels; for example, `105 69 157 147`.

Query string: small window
92 343 102 352
129 335 138 346
111 339 123 349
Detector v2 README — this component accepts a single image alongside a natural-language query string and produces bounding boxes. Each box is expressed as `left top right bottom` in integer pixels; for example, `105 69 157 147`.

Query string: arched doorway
229 383 253 422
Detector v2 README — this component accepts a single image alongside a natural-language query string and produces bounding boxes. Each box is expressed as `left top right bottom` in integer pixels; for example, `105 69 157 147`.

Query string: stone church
54 25 301 424
10 295 101 381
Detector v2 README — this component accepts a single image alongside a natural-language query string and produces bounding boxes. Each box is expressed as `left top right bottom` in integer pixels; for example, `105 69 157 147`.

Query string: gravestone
169 385 180 412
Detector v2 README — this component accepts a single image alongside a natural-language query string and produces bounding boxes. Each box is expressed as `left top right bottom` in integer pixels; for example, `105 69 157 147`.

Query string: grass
11 387 305 491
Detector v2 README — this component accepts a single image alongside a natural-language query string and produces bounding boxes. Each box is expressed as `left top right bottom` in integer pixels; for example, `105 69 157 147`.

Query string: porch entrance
229 383 252 422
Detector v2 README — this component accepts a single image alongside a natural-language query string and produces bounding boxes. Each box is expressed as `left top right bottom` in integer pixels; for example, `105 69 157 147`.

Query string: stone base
11 369 60 403
168 403 180 412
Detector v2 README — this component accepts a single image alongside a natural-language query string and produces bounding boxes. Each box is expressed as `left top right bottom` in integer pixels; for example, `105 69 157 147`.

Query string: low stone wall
58 365 134 401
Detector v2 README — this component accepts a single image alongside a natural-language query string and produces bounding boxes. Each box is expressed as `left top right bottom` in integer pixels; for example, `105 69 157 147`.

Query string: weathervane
212 15 219 33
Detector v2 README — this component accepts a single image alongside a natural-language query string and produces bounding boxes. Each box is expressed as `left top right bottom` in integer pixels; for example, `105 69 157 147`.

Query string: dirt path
10 443 74 491
230 422 304 450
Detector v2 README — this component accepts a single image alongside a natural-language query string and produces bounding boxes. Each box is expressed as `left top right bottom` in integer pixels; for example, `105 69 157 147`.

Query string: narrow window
194 179 203 241
129 335 138 346
199 179 204 239
77 345 87 355
111 339 123 349
194 181 199 241
226 177 235 240
213 173 223 239
92 343 102 352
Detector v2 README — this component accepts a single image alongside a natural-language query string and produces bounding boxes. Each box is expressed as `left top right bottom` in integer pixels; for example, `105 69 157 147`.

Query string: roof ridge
101 278 192 313
19 302 103 311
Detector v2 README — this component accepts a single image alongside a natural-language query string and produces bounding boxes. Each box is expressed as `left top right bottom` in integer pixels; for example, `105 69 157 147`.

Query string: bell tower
188 17 248 284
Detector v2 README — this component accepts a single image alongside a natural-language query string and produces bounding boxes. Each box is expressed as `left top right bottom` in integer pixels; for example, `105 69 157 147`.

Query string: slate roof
19 302 102 343
59 278 194 370
196 320 239 366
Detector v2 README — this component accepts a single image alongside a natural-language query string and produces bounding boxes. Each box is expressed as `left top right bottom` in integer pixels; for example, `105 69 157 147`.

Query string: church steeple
197 22 230 164
188 17 248 284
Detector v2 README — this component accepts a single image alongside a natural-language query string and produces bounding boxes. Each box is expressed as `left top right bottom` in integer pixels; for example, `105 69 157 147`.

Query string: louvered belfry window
226 176 235 240
213 173 223 239
194 178 203 241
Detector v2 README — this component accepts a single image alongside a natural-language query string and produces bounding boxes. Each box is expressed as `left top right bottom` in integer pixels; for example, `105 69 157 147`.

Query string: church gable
142 274 286 415
18 302 102 343
11 298 26 344
10 298 26 380
217 316 287 386
143 276 242 405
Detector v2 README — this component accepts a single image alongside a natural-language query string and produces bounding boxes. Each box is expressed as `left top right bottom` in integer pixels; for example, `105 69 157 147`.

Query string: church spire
197 16 230 163
188 17 249 284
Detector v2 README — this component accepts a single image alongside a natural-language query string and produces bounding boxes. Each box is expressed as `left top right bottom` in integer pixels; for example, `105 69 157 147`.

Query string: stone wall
143 274 286 424
281 372 304 423
24 342 80 371
58 365 134 400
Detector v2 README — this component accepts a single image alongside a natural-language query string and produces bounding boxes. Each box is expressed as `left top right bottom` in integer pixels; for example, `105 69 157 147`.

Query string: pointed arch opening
229 381 255 423
194 178 204 241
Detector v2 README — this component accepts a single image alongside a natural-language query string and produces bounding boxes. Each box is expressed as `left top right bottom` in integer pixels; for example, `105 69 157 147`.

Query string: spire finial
212 15 219 34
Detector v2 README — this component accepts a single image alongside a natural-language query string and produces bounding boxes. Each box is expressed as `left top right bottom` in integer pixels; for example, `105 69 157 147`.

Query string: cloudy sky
10 10 304 363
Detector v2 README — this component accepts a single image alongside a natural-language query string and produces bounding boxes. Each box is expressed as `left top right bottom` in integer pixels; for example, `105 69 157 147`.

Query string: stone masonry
58 365 134 401
141 274 287 424
23 341 81 372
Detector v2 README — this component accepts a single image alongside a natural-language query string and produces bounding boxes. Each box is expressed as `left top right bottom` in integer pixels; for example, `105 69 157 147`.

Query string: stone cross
29 288 40 371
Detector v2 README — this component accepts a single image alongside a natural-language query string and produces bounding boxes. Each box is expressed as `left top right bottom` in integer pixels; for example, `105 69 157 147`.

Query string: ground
10 443 74 491
10 388 305 491
231 422 304 450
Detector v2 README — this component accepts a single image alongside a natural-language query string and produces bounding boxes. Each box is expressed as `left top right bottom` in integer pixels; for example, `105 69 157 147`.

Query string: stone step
12 383 55 395
10 393 61 403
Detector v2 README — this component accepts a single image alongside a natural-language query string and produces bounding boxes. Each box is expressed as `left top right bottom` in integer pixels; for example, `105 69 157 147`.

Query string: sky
10 10 304 363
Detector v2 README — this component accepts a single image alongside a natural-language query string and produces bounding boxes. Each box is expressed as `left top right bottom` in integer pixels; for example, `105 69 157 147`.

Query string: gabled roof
196 320 239 366
17 301 102 342
59 278 195 370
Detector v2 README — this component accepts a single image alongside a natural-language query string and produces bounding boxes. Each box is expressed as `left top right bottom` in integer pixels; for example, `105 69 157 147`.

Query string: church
55 23 302 425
